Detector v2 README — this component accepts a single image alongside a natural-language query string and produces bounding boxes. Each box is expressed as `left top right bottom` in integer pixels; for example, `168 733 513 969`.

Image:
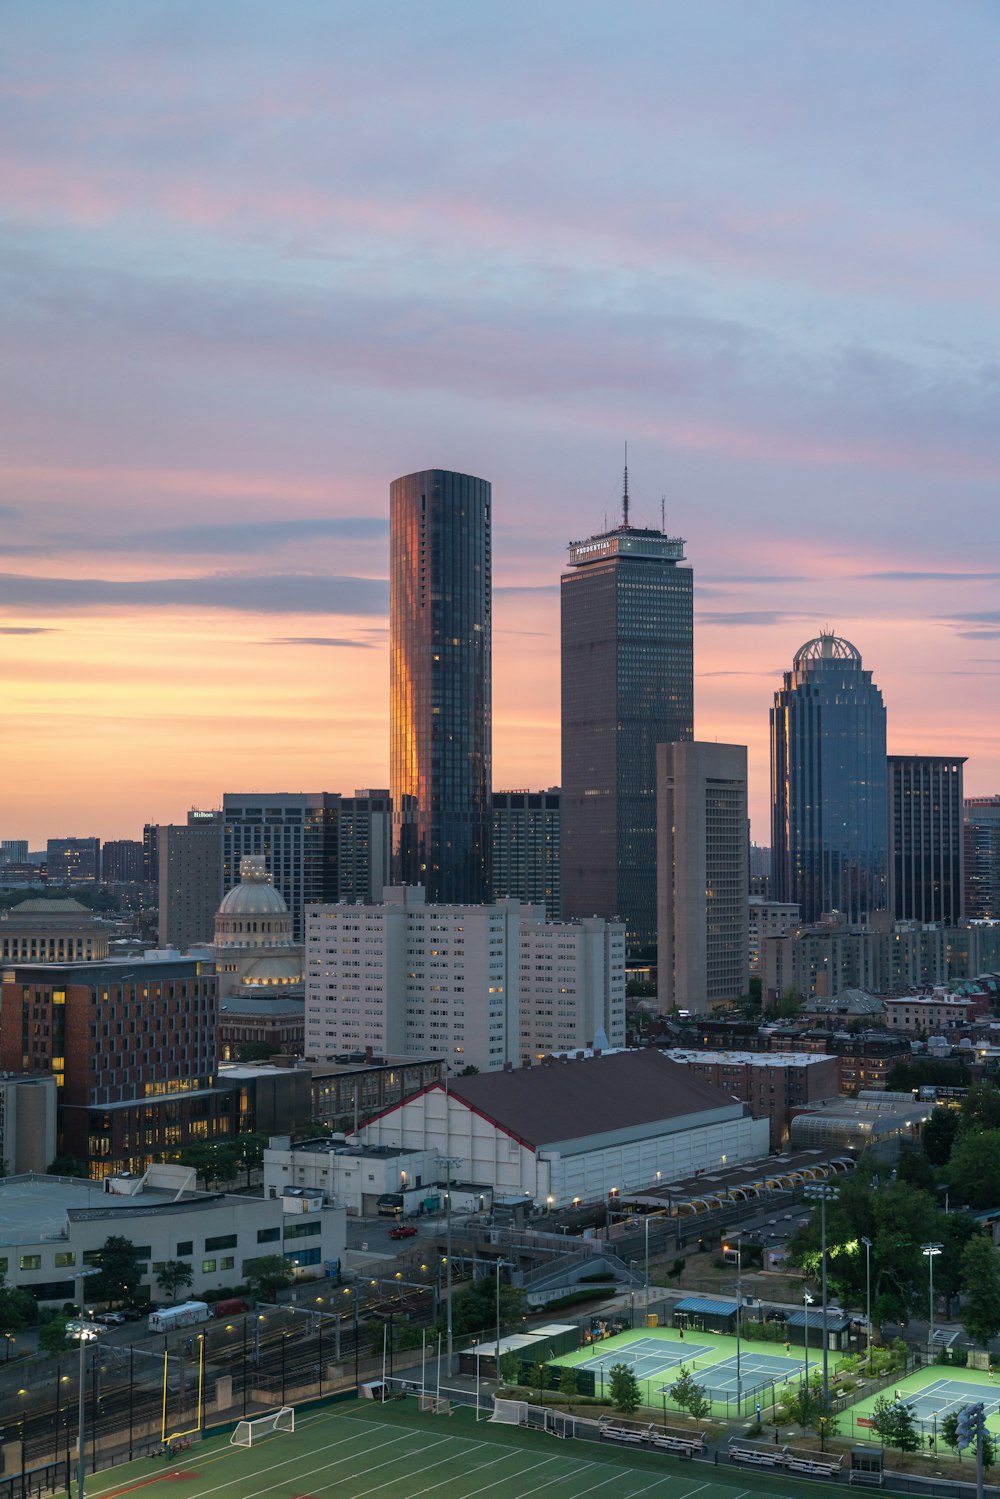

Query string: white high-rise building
519 916 625 1059
305 888 625 1072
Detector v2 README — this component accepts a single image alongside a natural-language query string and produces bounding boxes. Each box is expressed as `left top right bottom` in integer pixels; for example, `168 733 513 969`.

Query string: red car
388 1223 418 1239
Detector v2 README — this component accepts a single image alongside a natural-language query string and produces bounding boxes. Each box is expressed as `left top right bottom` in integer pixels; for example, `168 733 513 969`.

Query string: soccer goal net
230 1407 295 1446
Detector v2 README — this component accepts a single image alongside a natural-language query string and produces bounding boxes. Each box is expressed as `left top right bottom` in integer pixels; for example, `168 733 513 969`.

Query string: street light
860 1236 873 1372
724 1238 743 1413
804 1182 840 1410
922 1242 943 1356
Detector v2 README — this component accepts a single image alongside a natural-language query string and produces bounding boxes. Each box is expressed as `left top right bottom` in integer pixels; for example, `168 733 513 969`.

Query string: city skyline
3 4 997 845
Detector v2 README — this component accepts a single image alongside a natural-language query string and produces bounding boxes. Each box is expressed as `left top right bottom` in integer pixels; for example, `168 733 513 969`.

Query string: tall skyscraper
965 795 1000 920
887 755 966 924
771 632 887 925
657 741 749 1013
561 481 693 956
222 793 339 941
390 469 492 903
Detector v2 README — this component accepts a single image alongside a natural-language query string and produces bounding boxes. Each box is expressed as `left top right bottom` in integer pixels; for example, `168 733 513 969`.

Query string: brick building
0 955 219 1176
662 1048 839 1149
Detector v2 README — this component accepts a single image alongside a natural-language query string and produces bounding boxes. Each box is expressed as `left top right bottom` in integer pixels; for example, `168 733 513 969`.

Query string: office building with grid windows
887 754 966 925
561 509 693 957
657 741 749 1013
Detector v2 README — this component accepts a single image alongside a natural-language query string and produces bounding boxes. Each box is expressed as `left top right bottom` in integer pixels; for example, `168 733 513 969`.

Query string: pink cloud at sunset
2 1 999 847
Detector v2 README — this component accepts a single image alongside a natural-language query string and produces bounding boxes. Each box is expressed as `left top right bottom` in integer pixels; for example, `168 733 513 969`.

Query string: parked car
388 1224 418 1239
96 1311 125 1326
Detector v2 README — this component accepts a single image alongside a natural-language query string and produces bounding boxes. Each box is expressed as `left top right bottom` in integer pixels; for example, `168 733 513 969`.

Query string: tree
434 1275 524 1338
243 1254 294 1300
498 1350 521 1387
608 1362 641 1415
47 1155 91 1179
896 1146 936 1193
922 1107 959 1167
871 1395 920 1454
787 1165 949 1326
668 1364 710 1420
457 1064 480 1076
949 1130 1000 1208
92 1236 143 1306
961 1236 1000 1346
178 1140 240 1191
234 1133 268 1188
961 1084 1000 1134
558 1365 579 1405
38 1318 70 1356
0 1272 37 1333
775 986 801 1018
157 1260 195 1303
235 1041 280 1062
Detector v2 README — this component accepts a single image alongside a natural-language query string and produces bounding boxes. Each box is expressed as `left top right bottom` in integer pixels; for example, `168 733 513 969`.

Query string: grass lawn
55 1397 876 1499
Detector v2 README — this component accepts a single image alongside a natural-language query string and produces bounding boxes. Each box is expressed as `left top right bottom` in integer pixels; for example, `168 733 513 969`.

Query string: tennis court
669 1351 807 1402
571 1335 715 1382
56 1398 863 1499
551 1329 808 1419
846 1365 1000 1442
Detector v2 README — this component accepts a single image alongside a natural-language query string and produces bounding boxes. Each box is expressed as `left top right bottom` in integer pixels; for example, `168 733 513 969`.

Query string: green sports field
839 1362 1000 1445
549 1327 815 1420
57 1398 887 1499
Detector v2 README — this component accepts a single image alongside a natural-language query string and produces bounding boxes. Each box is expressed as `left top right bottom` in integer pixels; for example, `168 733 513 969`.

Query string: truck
148 1301 211 1333
212 1297 248 1318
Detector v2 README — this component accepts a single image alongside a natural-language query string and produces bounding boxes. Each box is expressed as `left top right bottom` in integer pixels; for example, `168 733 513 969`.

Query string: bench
649 1436 701 1458
729 1448 781 1468
600 1427 645 1446
787 1458 841 1478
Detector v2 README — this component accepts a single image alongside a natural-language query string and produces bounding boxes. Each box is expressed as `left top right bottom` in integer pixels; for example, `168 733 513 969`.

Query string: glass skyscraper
771 633 887 925
561 520 693 957
390 469 492 903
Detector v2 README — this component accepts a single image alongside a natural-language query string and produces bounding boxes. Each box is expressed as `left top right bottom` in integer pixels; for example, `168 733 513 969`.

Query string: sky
3 1 999 847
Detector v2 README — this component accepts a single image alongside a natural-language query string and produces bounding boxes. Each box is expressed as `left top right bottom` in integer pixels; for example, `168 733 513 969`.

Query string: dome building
214 857 304 1059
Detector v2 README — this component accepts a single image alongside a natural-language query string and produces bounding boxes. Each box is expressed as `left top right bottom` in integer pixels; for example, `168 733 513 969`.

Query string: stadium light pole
437 1144 463 1378
803 1289 813 1392
74 1266 102 1499
922 1242 943 1358
724 1237 742 1413
804 1182 839 1410
860 1236 873 1372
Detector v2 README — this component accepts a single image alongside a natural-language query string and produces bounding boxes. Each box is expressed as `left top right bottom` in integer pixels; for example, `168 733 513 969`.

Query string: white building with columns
352 1050 769 1208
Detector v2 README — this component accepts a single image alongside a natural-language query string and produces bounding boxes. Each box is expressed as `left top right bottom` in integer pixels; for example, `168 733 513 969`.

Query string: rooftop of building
884 993 978 1007
0 1174 254 1245
302 1054 445 1078
1 897 94 918
0 955 211 982
665 1049 837 1069
270 1137 424 1159
437 1050 745 1149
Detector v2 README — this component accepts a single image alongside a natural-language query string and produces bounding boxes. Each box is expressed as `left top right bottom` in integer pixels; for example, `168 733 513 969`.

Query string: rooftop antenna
622 442 630 528
661 493 666 533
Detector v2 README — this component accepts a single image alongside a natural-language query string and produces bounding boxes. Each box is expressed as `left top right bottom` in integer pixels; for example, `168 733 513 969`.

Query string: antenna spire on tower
622 442 629 528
